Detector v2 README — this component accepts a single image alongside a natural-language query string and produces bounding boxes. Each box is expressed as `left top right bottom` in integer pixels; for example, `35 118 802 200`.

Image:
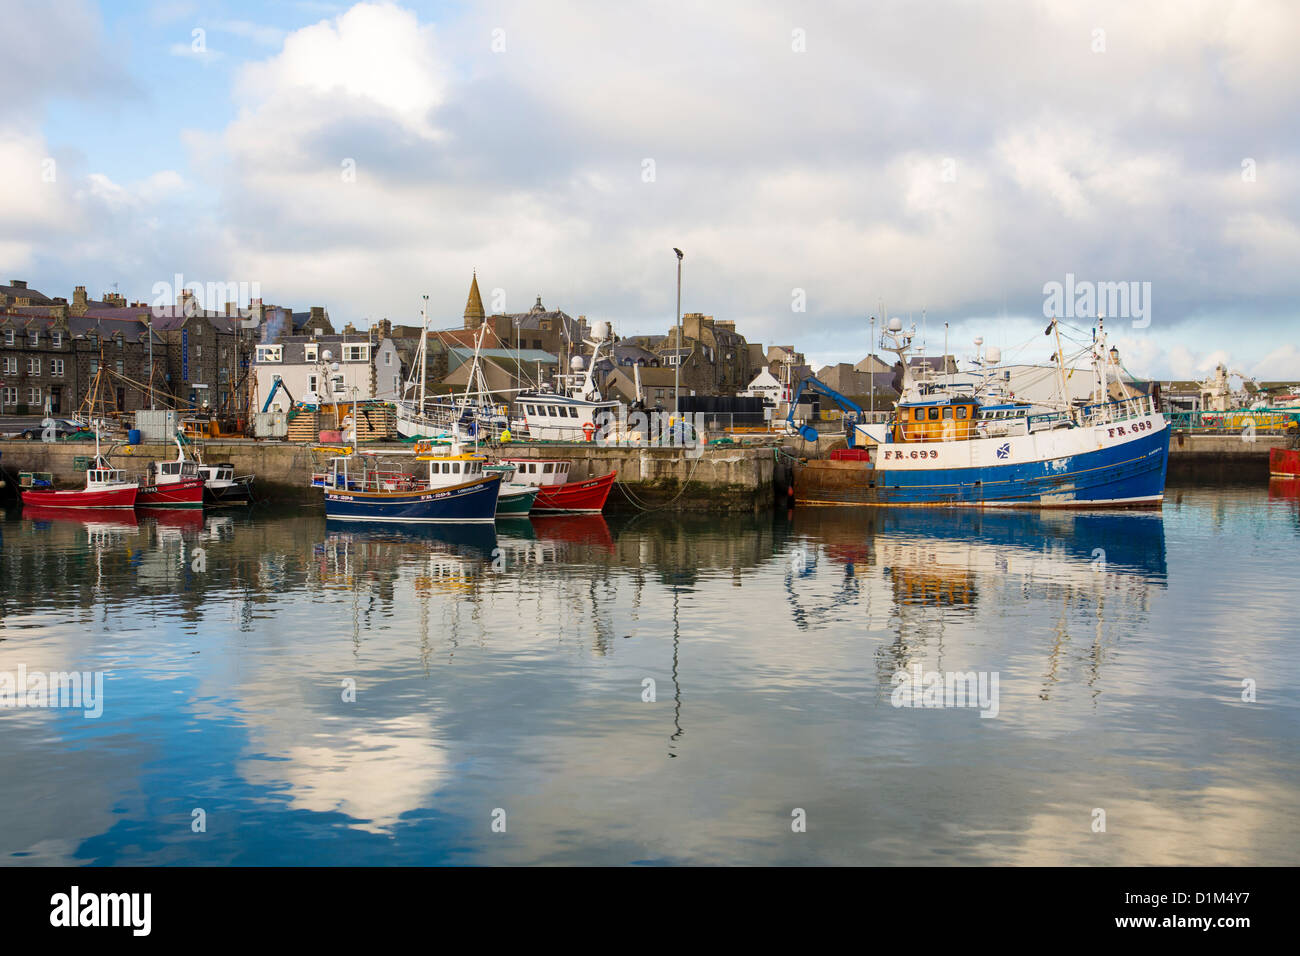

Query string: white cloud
11 0 1300 372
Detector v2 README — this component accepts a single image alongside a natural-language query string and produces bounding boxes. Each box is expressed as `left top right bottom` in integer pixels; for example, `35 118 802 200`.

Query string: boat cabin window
928 407 940 421
957 407 968 420
568 407 578 417
543 463 554 473
943 407 953 420
913 408 924 422
560 463 569 474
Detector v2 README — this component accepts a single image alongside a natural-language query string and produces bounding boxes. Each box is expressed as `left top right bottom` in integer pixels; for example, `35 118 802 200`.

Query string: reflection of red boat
1270 447 1300 478
21 504 139 529
140 507 205 529
529 514 615 552
498 459 616 513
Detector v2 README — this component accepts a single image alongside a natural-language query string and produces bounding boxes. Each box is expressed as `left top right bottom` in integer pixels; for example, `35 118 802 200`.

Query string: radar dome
973 337 983 347
591 320 610 341
570 355 586 371
888 317 903 332
985 346 1001 364
321 349 333 362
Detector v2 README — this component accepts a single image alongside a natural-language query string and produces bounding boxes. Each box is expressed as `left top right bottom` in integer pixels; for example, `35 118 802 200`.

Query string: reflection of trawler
320 521 499 591
784 508 1167 622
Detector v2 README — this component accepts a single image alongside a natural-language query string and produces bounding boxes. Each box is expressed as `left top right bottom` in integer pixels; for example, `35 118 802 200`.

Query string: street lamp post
673 247 683 419
869 315 875 417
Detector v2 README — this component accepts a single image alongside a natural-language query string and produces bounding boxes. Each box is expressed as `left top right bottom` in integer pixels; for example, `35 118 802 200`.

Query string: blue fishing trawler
321 446 501 523
794 316 1170 508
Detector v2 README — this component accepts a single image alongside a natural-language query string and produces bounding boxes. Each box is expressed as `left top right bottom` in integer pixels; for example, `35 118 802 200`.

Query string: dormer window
28 331 39 347
3 329 12 346
51 331 62 348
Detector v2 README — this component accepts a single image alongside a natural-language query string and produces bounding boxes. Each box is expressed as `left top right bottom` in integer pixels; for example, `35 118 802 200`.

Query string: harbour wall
0 439 782 513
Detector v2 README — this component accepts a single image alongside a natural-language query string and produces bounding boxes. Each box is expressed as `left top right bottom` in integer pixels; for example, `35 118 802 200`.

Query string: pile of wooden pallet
287 402 396 443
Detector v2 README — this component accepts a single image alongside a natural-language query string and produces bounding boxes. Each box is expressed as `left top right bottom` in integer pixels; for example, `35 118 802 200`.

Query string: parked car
18 419 86 441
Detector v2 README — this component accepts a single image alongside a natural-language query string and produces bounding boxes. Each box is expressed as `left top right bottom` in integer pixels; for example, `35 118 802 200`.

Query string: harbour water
1 480 1297 865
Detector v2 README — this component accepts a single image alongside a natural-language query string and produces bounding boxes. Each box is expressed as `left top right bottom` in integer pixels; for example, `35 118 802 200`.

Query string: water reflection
1 487 1297 866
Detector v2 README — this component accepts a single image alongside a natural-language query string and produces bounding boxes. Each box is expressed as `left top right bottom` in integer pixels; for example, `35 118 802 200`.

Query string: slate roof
0 282 52 304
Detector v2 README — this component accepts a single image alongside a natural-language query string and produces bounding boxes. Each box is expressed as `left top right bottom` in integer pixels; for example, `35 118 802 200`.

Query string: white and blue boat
794 317 1170 508
322 447 502 523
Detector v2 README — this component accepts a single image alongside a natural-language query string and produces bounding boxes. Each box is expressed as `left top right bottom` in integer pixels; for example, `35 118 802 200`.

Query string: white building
253 334 375 411
744 368 785 404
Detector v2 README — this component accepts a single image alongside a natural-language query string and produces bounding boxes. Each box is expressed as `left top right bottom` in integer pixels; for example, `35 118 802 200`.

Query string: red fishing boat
1269 443 1300 479
136 438 205 508
497 459 616 513
19 456 138 509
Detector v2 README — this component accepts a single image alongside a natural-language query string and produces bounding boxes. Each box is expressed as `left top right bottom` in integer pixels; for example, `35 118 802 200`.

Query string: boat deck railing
1167 408 1299 435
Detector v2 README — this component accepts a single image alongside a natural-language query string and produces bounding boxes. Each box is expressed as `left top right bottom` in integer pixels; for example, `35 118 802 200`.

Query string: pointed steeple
464 271 485 328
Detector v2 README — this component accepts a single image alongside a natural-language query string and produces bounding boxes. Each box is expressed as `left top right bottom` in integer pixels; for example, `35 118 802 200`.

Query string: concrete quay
0 438 784 513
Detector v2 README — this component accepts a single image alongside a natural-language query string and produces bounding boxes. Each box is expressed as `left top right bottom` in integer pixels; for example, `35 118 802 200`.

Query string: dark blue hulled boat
322 451 501 523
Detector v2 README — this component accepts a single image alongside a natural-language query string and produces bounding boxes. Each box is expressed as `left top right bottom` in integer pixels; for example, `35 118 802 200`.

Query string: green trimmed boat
486 463 539 516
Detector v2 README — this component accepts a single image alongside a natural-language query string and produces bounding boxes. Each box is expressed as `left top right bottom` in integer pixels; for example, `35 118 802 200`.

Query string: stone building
460 273 588 357
1 281 162 416
640 313 756 397
0 279 345 417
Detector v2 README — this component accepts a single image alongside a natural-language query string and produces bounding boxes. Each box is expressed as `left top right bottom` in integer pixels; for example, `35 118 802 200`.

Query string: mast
1051 316 1070 410
418 295 428 411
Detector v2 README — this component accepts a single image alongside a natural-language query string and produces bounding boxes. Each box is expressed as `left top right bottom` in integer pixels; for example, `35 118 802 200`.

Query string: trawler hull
325 474 502 523
796 417 1170 507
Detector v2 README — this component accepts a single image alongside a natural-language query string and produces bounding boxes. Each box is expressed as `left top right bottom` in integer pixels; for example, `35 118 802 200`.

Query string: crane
786 376 865 446
261 375 295 414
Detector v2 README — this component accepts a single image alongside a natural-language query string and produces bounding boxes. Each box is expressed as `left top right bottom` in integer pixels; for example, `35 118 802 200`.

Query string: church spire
464 271 485 328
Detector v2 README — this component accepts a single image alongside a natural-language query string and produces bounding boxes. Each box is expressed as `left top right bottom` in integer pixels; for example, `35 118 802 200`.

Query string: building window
304 345 318 363
52 359 64 377
342 344 369 363
330 375 345 394
28 387 41 405
256 345 282 363
2 357 15 374
384 351 392 366
27 357 40 374
28 331 39 347
51 331 62 347
1 387 16 405
308 374 318 393
116 360 124 374
3 330 12 346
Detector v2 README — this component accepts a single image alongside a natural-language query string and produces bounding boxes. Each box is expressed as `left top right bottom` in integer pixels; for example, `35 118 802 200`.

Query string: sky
3 0 1299 382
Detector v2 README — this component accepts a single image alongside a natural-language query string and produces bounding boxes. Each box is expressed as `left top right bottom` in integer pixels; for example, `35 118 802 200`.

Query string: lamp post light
673 247 683 419
869 315 875 417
